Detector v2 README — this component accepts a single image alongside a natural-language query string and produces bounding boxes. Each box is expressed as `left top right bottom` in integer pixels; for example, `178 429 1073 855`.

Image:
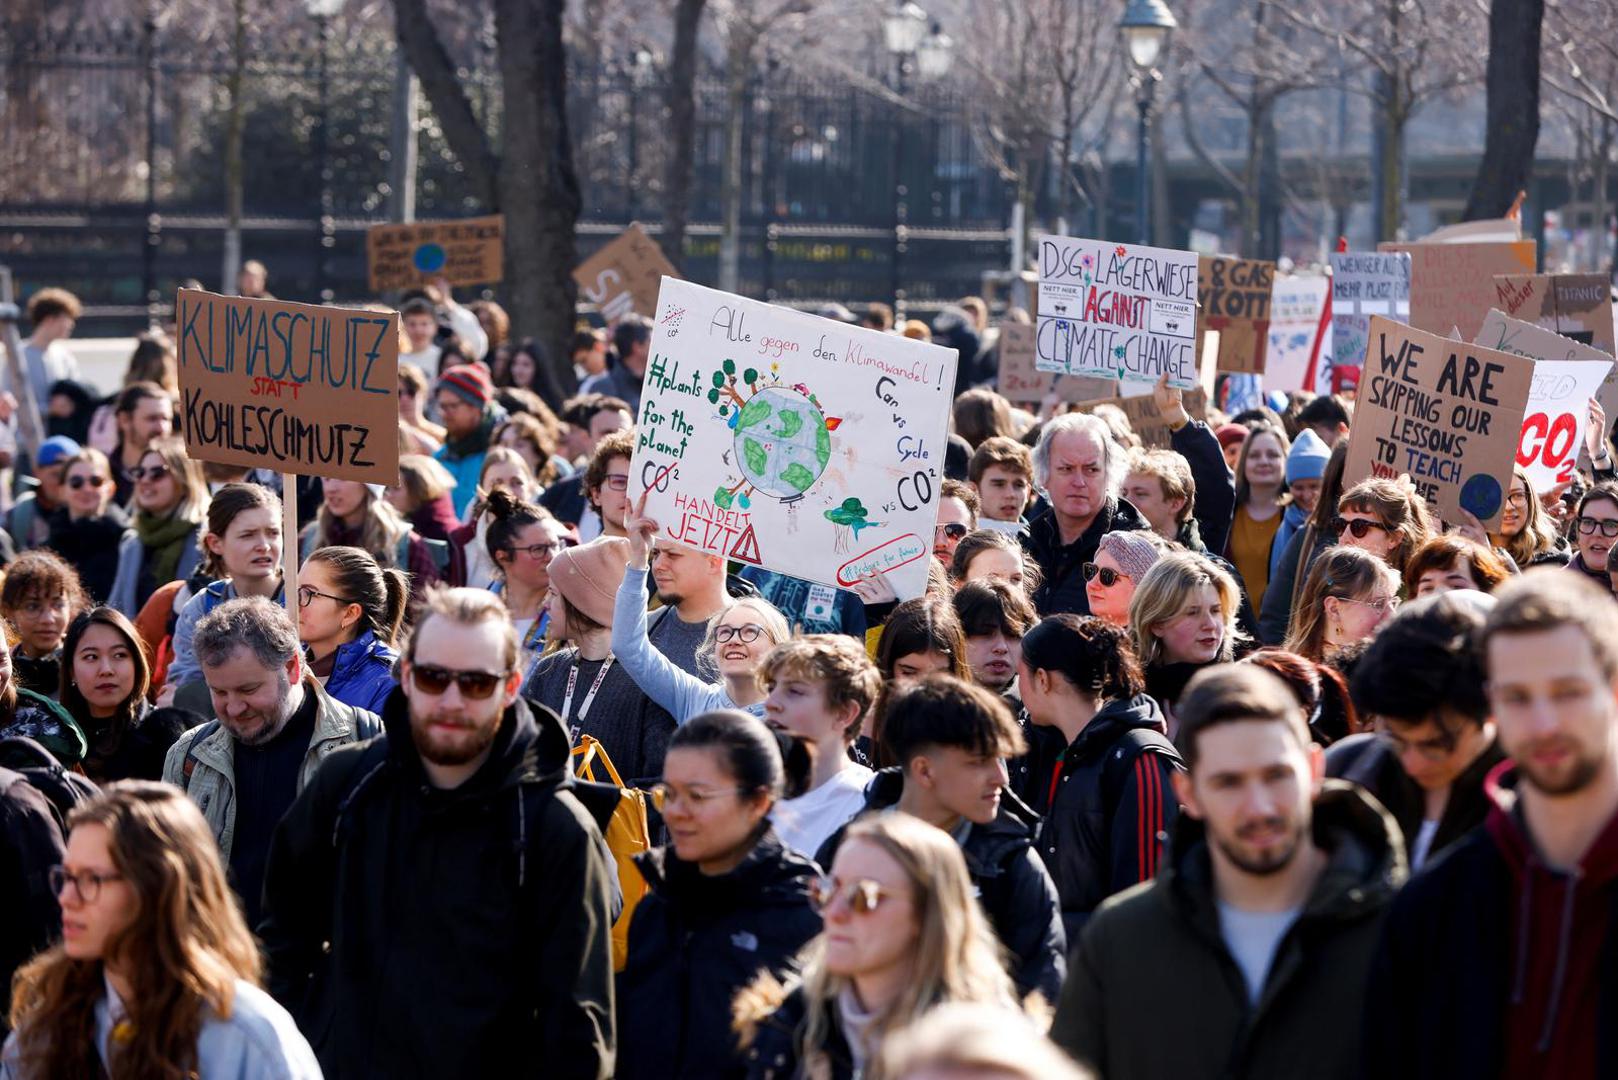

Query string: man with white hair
1022 412 1149 616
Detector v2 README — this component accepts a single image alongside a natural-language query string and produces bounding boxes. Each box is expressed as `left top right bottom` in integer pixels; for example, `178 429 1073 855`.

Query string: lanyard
561 653 614 722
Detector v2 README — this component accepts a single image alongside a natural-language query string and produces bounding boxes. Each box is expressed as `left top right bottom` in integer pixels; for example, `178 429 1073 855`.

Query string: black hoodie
814 767 1067 1003
260 690 617 1079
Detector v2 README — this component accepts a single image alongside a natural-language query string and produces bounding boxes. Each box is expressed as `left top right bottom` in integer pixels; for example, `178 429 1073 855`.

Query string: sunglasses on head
1082 562 1128 587
129 464 171 482
409 664 511 699
1332 516 1391 539
809 875 897 916
67 475 106 490
934 522 969 541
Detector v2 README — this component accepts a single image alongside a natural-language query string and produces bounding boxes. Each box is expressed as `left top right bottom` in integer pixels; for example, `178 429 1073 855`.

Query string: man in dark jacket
816 676 1066 1003
1024 413 1150 616
1329 591 1505 871
1053 665 1406 1080
0 763 66 1033
260 586 616 1079
1365 571 1618 1080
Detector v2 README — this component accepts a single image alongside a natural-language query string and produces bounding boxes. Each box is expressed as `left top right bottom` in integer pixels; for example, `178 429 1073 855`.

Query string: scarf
442 404 506 461
135 510 195 587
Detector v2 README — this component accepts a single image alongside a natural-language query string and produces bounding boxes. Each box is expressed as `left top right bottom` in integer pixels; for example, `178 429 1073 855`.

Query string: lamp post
142 3 160 324
304 0 343 303
882 3 952 321
1119 0 1176 246
626 45 653 221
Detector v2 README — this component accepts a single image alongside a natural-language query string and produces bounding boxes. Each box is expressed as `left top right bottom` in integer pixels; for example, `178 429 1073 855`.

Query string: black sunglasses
409 664 511 700
1333 516 1391 539
1083 562 1128 587
1576 516 1618 538
129 464 171 482
67 475 106 490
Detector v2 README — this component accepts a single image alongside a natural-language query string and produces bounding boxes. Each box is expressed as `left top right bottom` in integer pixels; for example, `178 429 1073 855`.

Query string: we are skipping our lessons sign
175 289 400 486
1036 235 1199 389
629 278 956 601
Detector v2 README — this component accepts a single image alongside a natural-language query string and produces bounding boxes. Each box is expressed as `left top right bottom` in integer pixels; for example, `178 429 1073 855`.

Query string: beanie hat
1215 423 1249 452
36 436 81 468
549 536 630 629
1286 428 1332 484
1096 529 1166 584
437 364 493 408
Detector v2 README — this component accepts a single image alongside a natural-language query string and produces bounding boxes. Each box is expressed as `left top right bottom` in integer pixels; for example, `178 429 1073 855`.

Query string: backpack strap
179 720 222 785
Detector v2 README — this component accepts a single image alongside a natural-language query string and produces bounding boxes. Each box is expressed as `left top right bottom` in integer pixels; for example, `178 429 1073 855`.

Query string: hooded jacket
1024 496 1151 617
1052 782 1407 1080
614 828 820 1080
1032 693 1183 942
1364 763 1618 1080
813 768 1067 1003
259 690 616 1079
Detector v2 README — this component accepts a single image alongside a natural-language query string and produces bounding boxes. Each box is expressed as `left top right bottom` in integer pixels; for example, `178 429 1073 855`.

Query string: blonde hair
757 635 882 742
878 1002 1090 1080
135 437 210 525
60 448 115 517
1496 464 1562 568
1127 447 1195 525
1128 552 1244 666
396 453 458 507
308 483 412 568
696 596 791 681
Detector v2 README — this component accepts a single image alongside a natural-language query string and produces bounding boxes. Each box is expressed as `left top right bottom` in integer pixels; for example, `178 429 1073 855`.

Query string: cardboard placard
1475 308 1617 487
1329 252 1410 371
629 278 956 601
175 289 401 486
365 215 504 293
996 322 1116 404
1196 255 1276 373
1075 386 1209 450
1493 273 1615 356
573 224 680 322
1377 239 1536 345
1036 234 1199 388
1343 316 1534 530
1264 276 1331 394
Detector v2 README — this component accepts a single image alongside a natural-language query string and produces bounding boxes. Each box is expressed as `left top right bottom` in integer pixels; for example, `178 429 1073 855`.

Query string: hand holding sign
626 489 660 571
1152 372 1190 430
1588 398 1610 463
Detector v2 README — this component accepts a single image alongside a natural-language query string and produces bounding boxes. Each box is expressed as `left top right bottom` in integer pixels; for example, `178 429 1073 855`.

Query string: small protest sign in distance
574 224 680 322
366 215 504 293
1195 255 1276 374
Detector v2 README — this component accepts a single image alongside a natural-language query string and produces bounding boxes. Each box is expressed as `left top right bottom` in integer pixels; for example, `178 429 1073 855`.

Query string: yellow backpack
570 735 651 971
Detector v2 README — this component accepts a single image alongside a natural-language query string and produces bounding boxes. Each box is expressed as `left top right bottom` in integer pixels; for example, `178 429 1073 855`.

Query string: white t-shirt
1411 819 1440 870
1217 902 1301 1004
773 763 874 861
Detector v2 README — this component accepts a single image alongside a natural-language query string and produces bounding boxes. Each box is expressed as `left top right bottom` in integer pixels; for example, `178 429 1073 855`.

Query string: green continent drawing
733 386 832 499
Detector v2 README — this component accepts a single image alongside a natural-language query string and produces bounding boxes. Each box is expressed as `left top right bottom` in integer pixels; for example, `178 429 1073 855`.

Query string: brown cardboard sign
997 322 1115 404
1493 273 1615 356
1075 386 1208 450
175 289 401 486
574 224 680 321
365 215 504 293
1196 256 1276 373
1377 240 1536 346
1342 316 1534 530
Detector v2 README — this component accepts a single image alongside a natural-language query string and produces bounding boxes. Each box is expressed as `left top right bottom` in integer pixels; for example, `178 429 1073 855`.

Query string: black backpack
0 735 99 832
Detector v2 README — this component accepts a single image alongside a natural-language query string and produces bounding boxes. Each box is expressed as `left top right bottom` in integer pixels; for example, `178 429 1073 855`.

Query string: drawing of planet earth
734 386 832 499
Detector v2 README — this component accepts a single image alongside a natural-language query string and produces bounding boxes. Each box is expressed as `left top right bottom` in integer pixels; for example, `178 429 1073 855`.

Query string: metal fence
0 17 1027 333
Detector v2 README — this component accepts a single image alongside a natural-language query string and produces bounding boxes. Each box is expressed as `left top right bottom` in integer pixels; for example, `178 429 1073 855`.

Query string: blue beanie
1286 428 1331 484
36 436 81 468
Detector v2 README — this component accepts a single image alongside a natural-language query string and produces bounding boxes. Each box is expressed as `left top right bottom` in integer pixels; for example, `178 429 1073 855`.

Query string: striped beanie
437 364 493 407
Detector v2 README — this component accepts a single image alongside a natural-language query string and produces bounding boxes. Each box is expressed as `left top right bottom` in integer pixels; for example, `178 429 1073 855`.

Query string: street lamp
1118 0 1176 245
625 45 654 220
883 4 953 321
304 0 343 303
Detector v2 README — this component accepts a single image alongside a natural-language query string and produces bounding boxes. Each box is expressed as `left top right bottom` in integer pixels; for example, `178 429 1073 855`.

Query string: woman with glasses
1565 482 1618 587
1225 420 1291 612
737 812 1017 1080
1330 477 1433 582
1128 552 1245 724
484 489 568 672
615 710 819 1080
106 438 209 618
1488 465 1569 570
3 782 320 1077
300 477 442 597
45 448 129 605
1082 529 1171 628
62 608 184 783
294 545 406 714
1285 545 1403 664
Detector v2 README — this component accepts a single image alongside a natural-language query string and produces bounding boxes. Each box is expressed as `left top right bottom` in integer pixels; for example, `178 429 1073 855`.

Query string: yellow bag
571 735 651 972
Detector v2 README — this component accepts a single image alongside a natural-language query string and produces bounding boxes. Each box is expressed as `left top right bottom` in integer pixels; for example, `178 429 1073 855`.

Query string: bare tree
1464 0 1544 221
1543 0 1617 273
664 0 708 272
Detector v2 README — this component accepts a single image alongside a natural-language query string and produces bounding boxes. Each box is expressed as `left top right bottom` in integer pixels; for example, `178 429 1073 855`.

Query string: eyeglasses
67 475 106 490
1576 516 1618 538
297 585 352 608
649 783 748 813
1333 516 1392 539
408 664 512 699
1082 562 1129 587
602 474 630 493
809 875 898 916
49 866 124 903
1340 595 1400 615
129 464 171 482
715 623 766 644
934 522 968 541
509 541 563 560
1505 491 1528 509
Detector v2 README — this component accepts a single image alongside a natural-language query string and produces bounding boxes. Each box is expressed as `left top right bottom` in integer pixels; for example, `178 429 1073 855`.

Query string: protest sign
574 224 679 322
1343 316 1534 530
629 278 956 601
1264 276 1331 393
1075 386 1208 450
365 215 504 293
1329 252 1410 371
174 289 400 487
996 322 1115 404
1035 234 1199 388
1378 239 1536 345
1494 273 1615 355
1196 256 1275 374
1475 308 1616 488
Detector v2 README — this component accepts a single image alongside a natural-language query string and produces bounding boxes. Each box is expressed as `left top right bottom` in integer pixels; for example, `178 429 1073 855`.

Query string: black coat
814 768 1066 1004
615 828 820 1080
1024 496 1151 617
738 981 855 1080
0 766 66 1032
1032 694 1184 942
260 691 617 1079
1171 419 1237 557
45 508 128 604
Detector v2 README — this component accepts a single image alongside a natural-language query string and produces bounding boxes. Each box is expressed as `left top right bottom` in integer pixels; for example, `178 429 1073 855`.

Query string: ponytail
303 545 404 647
377 567 410 647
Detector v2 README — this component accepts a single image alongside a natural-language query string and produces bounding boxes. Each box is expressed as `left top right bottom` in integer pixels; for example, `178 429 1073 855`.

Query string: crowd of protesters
1 275 1616 1079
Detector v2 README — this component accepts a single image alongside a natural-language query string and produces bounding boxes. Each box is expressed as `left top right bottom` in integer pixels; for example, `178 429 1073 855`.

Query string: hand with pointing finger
626 489 660 571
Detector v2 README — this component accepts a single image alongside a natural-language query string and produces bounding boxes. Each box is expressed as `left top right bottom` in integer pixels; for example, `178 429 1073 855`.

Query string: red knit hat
437 364 493 407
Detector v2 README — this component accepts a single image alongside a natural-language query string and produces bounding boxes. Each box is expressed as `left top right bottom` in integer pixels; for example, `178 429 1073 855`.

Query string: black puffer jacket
616 828 821 1080
260 692 617 1079
737 980 855 1080
1024 496 1151 617
1032 694 1184 942
814 768 1066 1004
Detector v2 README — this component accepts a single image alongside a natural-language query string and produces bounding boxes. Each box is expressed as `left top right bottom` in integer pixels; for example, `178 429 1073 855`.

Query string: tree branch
392 0 500 207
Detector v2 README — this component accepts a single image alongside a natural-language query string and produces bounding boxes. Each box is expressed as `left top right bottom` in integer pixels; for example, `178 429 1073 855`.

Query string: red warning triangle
729 523 762 565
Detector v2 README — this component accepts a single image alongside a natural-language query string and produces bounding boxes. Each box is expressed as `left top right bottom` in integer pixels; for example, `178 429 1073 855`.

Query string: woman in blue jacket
295 545 405 714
